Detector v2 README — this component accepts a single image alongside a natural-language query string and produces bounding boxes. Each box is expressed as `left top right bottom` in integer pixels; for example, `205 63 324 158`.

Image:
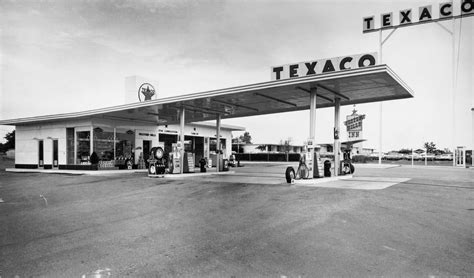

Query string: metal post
411 148 414 167
334 97 341 176
309 87 317 139
113 127 116 161
90 126 94 157
425 147 427 166
73 128 77 165
452 18 456 167
378 29 383 165
216 114 221 173
179 107 185 174
378 102 383 164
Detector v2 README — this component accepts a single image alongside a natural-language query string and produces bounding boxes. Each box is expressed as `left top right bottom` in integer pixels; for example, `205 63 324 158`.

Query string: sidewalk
5 168 148 175
5 167 235 176
353 163 400 169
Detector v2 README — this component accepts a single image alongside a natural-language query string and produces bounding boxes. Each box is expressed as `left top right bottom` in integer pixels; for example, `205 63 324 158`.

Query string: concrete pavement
0 161 473 277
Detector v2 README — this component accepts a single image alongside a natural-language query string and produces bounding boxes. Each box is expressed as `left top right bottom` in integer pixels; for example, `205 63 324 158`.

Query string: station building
14 120 242 170
10 76 244 170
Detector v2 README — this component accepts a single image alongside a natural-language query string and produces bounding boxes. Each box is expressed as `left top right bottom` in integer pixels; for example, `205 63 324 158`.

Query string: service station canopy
0 65 413 126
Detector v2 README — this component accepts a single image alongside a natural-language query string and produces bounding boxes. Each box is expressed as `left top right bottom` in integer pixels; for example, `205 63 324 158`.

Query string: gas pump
340 145 355 175
168 143 182 174
306 139 324 178
285 139 324 183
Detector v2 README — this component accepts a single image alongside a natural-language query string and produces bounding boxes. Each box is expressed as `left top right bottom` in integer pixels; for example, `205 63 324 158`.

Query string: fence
235 153 301 162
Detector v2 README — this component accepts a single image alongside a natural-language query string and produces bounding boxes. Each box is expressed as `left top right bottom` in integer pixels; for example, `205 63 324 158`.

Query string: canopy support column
113 127 116 161
179 107 185 174
90 126 94 157
334 98 341 176
309 88 317 139
216 114 221 173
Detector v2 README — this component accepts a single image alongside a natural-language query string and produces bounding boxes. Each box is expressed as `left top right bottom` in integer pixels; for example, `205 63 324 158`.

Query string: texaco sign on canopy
271 53 378 81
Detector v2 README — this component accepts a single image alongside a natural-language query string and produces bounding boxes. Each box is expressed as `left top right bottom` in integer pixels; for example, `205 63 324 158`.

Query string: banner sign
363 0 473 33
271 53 378 81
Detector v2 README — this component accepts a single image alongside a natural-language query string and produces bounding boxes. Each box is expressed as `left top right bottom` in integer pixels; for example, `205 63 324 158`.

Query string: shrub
90 152 99 165
352 155 370 163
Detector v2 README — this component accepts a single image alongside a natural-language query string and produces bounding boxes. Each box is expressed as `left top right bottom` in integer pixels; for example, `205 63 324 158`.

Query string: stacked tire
148 147 166 175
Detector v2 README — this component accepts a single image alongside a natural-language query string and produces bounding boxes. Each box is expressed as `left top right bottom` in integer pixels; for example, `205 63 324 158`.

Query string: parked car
411 153 424 161
435 154 453 161
385 152 403 160
421 153 436 161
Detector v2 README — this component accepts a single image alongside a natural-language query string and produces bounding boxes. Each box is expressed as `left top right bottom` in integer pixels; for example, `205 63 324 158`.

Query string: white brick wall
14 119 236 166
16 125 65 165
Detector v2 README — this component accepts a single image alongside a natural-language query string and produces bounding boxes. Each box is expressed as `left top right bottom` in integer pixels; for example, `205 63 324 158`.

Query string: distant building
232 143 303 154
233 141 375 157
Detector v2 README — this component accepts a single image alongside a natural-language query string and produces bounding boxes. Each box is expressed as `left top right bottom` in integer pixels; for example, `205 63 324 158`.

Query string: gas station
0 55 415 181
2 2 474 277
3 0 473 180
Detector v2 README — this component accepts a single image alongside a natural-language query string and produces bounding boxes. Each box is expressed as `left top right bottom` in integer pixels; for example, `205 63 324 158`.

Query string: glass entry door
38 140 44 168
52 139 59 168
143 140 151 162
455 147 465 167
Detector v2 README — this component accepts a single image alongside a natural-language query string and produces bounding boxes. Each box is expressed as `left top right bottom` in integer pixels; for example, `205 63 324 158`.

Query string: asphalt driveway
0 161 473 277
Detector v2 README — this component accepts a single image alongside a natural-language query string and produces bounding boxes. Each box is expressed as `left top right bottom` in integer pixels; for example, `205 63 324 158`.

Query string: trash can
324 160 331 177
199 158 207 173
223 159 229 171
218 157 224 171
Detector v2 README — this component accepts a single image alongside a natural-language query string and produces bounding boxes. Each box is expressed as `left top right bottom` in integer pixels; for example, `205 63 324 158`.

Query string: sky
0 0 473 151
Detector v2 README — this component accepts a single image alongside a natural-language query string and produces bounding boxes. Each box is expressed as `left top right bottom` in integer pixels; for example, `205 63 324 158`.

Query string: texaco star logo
138 83 155 102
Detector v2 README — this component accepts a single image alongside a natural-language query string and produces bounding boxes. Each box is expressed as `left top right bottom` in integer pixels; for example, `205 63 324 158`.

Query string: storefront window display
66 128 75 165
115 130 135 161
184 136 194 152
92 127 114 161
76 131 90 164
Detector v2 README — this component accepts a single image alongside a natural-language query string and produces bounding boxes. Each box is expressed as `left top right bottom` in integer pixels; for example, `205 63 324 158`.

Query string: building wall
15 120 91 166
14 119 235 167
134 128 160 164
240 144 303 154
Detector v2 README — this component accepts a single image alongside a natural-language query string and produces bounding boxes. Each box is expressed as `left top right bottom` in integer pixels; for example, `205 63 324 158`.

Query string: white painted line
353 163 400 169
383 245 397 251
164 171 236 179
293 175 353 185
295 176 410 190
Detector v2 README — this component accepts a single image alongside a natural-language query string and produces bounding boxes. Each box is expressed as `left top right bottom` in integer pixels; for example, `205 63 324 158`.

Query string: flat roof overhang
0 65 413 126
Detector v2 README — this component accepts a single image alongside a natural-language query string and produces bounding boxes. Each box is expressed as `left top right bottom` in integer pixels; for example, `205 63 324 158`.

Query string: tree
256 145 267 152
279 137 292 153
240 132 252 144
231 133 251 153
279 137 292 161
398 148 412 154
423 142 436 154
0 130 15 153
